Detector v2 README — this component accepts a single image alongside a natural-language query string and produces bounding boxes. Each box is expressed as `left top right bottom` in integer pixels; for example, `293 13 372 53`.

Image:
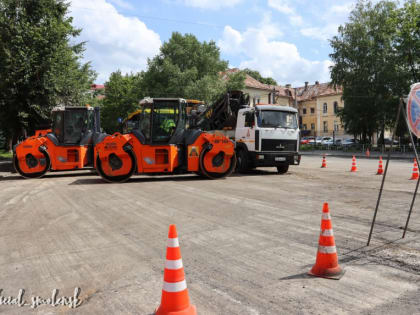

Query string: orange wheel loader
94 98 236 182
13 105 106 178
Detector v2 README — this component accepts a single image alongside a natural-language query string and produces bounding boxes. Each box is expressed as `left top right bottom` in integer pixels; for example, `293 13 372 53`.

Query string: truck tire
276 163 289 174
236 149 248 173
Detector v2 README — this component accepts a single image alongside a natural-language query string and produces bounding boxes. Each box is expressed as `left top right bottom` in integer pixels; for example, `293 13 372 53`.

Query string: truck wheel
276 164 289 174
236 149 248 173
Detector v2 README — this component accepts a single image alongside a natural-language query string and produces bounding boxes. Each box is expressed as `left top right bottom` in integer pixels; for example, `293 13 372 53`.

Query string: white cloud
108 0 133 10
70 0 161 83
218 24 332 86
268 0 303 27
300 2 354 41
182 0 242 10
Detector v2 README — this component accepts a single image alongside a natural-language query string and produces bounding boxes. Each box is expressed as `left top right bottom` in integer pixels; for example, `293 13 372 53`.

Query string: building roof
91 84 105 90
295 82 342 102
221 69 342 102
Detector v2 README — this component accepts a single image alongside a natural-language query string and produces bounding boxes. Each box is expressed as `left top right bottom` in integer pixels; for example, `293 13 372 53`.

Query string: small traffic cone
410 159 419 180
366 148 370 158
350 156 358 172
308 203 344 280
155 225 197 315
376 156 383 175
321 155 327 168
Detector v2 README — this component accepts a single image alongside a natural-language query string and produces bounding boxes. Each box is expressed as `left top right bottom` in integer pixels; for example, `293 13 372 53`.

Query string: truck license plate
275 157 286 161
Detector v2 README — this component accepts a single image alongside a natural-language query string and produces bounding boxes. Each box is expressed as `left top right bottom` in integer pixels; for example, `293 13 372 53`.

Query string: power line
70 5 243 31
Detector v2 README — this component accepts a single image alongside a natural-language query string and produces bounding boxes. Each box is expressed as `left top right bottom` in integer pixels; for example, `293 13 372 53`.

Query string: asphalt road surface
0 156 419 314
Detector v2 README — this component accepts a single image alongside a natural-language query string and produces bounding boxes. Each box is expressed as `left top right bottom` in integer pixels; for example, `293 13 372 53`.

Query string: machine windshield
52 109 89 144
257 110 298 129
152 100 180 143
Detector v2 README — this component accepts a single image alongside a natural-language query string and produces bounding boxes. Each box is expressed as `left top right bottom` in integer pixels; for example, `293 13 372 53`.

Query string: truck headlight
257 155 264 160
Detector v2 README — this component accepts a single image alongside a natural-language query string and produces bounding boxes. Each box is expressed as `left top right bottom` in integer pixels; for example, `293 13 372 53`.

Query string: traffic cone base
308 257 345 280
155 225 197 315
308 203 344 280
156 303 197 315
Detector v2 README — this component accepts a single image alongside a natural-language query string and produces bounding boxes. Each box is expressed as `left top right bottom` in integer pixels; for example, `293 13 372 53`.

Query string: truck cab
235 105 300 173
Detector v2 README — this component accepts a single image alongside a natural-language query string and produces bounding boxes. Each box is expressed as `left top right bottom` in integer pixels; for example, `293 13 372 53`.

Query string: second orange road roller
94 97 236 182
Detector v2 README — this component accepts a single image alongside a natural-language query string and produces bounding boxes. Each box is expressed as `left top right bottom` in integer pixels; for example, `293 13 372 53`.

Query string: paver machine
95 98 236 182
14 105 105 178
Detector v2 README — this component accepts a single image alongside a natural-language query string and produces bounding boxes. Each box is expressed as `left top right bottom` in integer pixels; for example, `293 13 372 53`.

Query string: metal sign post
367 83 420 245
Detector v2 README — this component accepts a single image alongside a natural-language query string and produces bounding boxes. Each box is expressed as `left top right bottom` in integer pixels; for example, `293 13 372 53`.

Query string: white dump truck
194 91 301 174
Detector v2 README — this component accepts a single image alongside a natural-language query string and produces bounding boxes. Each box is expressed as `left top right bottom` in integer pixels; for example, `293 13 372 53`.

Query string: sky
69 0 359 87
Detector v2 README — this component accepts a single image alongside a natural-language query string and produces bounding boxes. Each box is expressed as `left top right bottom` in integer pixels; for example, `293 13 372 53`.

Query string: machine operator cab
123 98 188 144
50 105 99 145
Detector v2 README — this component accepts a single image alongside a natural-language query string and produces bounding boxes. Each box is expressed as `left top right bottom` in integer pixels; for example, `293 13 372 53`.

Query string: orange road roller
13 105 106 178
95 98 236 182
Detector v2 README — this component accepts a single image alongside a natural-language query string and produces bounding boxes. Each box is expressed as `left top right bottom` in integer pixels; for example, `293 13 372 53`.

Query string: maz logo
275 144 285 149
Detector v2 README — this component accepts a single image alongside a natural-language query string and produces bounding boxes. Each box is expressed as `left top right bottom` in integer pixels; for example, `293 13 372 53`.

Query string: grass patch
0 149 12 160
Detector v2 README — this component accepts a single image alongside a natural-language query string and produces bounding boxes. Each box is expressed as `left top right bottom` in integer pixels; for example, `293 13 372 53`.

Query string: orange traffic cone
376 156 383 175
410 159 419 180
155 225 197 315
309 203 344 280
350 156 358 172
366 148 370 158
321 155 327 168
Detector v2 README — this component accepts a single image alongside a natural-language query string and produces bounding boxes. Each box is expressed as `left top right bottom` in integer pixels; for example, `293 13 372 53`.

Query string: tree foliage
242 68 277 86
141 32 246 105
0 0 96 150
330 0 419 142
101 71 143 133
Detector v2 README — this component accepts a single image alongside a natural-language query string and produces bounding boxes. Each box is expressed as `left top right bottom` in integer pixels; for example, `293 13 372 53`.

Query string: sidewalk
301 150 417 160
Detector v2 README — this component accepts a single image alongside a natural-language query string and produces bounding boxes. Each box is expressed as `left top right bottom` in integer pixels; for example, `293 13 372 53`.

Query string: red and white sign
407 83 420 137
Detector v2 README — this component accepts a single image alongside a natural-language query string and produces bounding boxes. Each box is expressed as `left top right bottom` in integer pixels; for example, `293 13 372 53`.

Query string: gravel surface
0 156 419 314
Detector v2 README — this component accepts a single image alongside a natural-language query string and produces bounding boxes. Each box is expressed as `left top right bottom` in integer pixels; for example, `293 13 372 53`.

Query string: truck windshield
257 110 297 129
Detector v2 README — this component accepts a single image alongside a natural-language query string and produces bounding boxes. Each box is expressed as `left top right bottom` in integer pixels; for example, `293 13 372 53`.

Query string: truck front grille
261 139 297 151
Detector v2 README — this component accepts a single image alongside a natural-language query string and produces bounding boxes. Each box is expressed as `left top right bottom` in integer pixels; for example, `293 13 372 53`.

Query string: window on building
310 107 315 114
311 123 315 130
303 108 307 114
323 121 328 132
303 124 307 130
334 101 339 114
323 103 327 114
334 121 339 131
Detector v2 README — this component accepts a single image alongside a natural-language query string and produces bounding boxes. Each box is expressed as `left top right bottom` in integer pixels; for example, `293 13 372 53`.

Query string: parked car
307 136 316 144
300 137 310 145
342 138 358 146
383 138 399 145
321 137 333 145
324 138 342 145
315 136 322 144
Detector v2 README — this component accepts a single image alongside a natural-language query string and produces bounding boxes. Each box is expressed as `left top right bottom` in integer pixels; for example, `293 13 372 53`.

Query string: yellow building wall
243 87 271 106
299 94 346 137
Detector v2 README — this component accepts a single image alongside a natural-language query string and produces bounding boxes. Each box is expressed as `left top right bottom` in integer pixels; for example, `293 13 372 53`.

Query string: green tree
142 32 232 101
0 0 96 150
330 0 419 143
243 68 277 85
101 71 144 133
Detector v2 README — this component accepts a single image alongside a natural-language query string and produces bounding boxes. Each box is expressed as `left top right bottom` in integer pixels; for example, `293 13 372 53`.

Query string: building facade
296 82 345 138
223 69 347 138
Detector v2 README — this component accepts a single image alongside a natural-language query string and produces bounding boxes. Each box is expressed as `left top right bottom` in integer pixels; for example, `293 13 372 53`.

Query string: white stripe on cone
318 245 337 253
321 213 331 220
167 237 179 248
321 229 334 236
163 280 187 292
165 259 183 270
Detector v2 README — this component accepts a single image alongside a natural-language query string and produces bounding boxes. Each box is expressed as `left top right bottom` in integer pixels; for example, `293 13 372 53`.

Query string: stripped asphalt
0 155 419 314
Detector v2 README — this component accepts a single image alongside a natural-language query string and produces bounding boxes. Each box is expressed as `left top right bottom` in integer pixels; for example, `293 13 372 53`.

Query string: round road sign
407 83 420 137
